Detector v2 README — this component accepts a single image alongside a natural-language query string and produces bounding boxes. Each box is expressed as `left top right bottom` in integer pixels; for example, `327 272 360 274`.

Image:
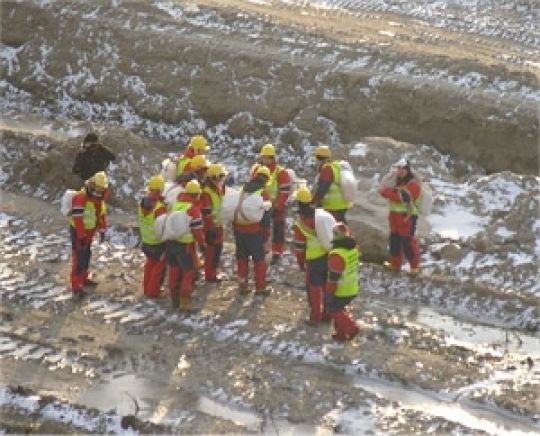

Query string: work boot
255 286 272 296
179 296 195 312
383 261 401 272
238 282 251 295
83 278 99 287
408 268 420 276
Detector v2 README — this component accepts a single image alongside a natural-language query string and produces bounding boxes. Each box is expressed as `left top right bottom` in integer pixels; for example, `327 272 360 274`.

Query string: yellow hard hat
260 144 276 158
184 180 202 195
314 145 331 159
190 155 209 170
295 187 312 203
91 171 109 189
255 165 271 179
189 135 209 151
207 163 227 178
148 174 165 191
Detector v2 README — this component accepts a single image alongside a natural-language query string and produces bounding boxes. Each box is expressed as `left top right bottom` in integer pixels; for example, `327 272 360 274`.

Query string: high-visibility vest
265 165 283 201
388 183 419 215
176 156 191 176
329 246 359 297
321 161 349 211
295 219 327 260
138 199 165 245
70 194 104 230
203 186 223 227
171 201 195 243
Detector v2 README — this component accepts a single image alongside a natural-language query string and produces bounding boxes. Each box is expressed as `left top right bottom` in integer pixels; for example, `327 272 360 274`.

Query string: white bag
339 160 357 204
314 208 337 251
418 181 433 216
163 182 184 207
221 188 269 223
153 210 190 241
161 158 177 183
60 189 76 216
221 187 240 223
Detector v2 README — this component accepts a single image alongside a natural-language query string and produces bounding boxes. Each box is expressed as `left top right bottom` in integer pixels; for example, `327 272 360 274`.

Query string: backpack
338 160 357 204
161 158 177 183
314 208 337 251
60 190 76 216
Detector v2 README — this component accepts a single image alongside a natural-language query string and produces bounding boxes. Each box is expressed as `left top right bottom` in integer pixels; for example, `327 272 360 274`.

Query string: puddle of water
354 374 539 436
77 374 335 434
371 301 540 358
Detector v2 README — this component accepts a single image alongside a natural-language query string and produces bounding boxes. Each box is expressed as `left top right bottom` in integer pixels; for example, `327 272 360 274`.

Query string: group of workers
68 133 422 342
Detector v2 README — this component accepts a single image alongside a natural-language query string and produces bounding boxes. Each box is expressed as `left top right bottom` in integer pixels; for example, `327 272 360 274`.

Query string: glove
99 231 106 244
205 228 217 245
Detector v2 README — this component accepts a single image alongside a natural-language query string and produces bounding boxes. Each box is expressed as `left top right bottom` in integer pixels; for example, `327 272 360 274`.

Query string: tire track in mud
1 214 539 433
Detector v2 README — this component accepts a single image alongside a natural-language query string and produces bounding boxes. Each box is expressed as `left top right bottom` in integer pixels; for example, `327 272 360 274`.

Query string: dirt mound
2 1 538 175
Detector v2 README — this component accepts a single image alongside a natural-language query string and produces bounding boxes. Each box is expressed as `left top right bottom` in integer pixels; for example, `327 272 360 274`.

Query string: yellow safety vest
171 201 195 243
203 186 223 227
175 156 191 176
295 220 327 260
388 184 419 215
320 161 349 211
138 199 165 245
330 246 360 297
70 195 105 230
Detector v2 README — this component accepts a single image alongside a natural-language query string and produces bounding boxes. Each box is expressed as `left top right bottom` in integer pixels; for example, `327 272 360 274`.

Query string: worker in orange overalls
200 163 227 283
292 187 331 325
138 174 168 298
379 158 421 275
166 180 207 311
174 135 209 184
233 166 272 296
311 145 350 224
69 171 109 299
251 144 292 265
325 222 361 342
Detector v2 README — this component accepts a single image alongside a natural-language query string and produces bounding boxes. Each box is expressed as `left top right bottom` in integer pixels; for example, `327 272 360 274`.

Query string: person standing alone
72 133 116 182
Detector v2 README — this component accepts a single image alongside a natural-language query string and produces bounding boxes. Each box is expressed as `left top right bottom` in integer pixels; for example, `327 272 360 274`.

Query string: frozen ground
0 0 539 434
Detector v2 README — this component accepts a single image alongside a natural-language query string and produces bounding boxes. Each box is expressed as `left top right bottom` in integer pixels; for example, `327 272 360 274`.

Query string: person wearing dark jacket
72 133 116 182
324 222 361 342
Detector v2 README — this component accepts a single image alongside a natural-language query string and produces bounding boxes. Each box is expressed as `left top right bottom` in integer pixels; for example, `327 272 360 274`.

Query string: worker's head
254 165 271 185
189 135 209 154
184 180 202 197
87 171 108 198
207 163 227 186
314 145 331 162
147 174 165 193
260 144 276 166
395 157 411 177
82 132 99 149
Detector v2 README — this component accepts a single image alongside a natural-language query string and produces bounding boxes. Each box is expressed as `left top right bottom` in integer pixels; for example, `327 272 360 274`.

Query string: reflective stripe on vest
138 200 165 245
388 186 419 215
70 198 101 230
321 161 349 211
176 156 191 176
203 186 223 227
330 247 359 297
265 166 282 201
295 220 327 260
172 201 194 243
